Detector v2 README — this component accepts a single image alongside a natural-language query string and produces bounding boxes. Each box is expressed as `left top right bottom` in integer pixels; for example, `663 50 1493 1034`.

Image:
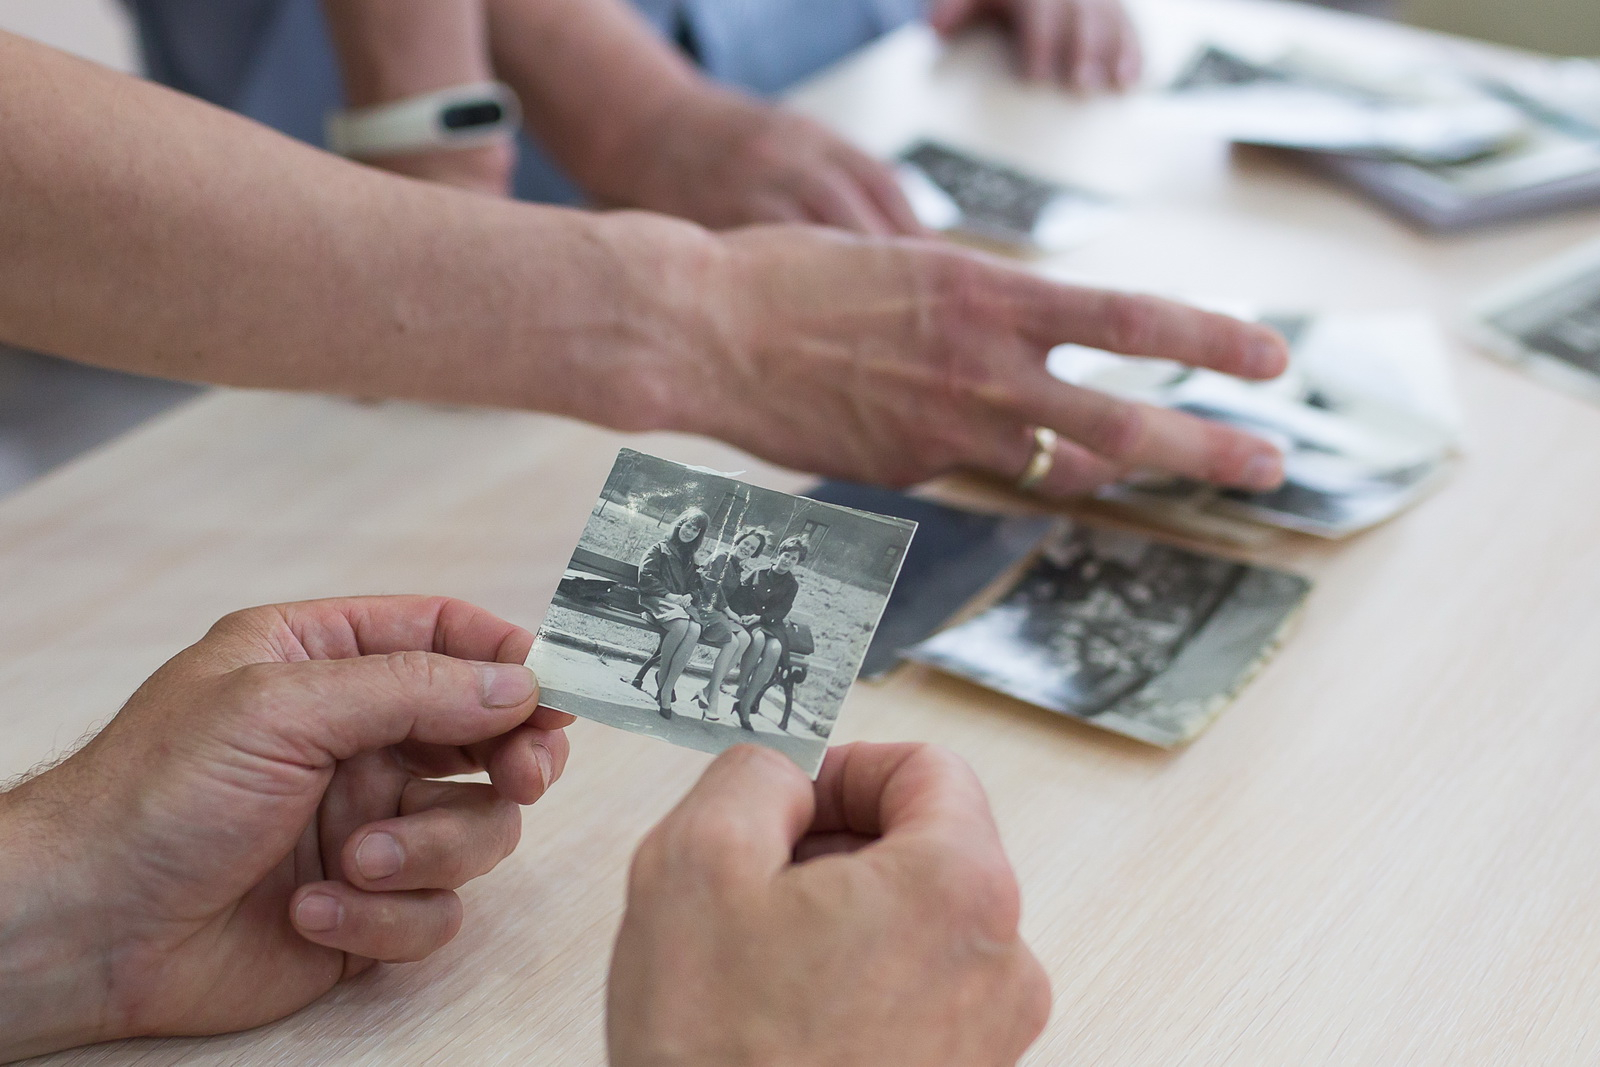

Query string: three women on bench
637 508 807 730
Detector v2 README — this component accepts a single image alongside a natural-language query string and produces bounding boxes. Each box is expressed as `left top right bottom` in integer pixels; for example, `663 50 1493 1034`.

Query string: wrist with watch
325 81 521 159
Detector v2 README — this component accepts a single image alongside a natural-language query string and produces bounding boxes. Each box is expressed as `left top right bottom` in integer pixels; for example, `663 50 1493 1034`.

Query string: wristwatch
325 81 522 159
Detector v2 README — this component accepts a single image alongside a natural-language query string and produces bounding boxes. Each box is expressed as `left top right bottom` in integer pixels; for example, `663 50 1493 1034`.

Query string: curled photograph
528 449 916 776
906 523 1310 747
1475 240 1600 405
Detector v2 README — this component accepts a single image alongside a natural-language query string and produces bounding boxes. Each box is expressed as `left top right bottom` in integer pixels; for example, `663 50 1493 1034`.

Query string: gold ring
1016 426 1057 491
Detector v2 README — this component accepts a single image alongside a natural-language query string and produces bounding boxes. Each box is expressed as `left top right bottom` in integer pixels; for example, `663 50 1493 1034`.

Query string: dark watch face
441 101 505 130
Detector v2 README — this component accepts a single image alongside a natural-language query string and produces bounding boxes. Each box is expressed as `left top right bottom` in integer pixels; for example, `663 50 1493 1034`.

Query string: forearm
322 0 494 107
0 780 113 1062
0 33 718 430
483 0 708 201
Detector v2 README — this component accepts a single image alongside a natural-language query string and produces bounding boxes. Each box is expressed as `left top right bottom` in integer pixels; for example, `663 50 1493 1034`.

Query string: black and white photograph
894 139 1117 253
1049 308 1463 539
1168 44 1524 164
528 449 916 776
1170 44 1600 230
1474 238 1600 404
906 524 1311 748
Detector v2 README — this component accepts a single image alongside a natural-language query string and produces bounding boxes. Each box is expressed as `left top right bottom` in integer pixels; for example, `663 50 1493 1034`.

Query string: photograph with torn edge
906 523 1310 748
894 139 1117 254
804 481 1057 679
529 449 916 776
1049 308 1464 540
1473 238 1600 406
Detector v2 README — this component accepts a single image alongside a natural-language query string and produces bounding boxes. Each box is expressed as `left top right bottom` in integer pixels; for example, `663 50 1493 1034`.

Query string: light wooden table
11 0 1600 1062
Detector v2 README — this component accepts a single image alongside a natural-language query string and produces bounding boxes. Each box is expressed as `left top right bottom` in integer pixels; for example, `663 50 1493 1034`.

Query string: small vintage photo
905 523 1310 748
895 139 1117 253
529 449 916 776
1475 240 1600 405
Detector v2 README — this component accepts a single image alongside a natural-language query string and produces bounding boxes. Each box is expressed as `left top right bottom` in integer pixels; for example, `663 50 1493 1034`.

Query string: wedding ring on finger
1016 426 1058 492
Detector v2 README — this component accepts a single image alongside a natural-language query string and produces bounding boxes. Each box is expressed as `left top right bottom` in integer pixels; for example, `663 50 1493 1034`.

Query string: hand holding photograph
527 449 916 776
906 523 1310 748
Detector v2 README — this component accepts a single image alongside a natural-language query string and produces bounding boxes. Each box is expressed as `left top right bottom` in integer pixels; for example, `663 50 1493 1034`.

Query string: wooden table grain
10 0 1600 1062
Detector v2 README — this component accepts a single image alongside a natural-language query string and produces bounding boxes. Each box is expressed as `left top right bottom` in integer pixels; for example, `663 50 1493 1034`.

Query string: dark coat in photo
638 539 700 625
739 565 799 641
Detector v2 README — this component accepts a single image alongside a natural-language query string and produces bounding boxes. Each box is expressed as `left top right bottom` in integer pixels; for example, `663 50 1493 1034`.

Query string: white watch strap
326 81 522 159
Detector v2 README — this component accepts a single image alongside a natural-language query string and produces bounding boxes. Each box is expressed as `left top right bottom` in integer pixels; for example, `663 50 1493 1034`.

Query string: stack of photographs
1472 236 1600 405
1049 308 1465 540
894 139 1119 254
1170 44 1600 230
528 449 915 777
1169 44 1524 164
906 523 1311 748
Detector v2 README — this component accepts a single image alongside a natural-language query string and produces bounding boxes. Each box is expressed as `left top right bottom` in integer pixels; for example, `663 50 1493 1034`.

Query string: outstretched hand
668 224 1287 497
0 596 571 1060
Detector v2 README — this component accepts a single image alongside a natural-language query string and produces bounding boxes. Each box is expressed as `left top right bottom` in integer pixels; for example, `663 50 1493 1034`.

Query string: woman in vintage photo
637 507 712 719
693 526 771 722
732 536 807 732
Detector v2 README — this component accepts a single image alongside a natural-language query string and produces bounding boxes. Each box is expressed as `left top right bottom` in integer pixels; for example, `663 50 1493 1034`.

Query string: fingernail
1241 452 1284 491
475 662 537 708
532 744 554 795
296 893 342 933
355 832 404 881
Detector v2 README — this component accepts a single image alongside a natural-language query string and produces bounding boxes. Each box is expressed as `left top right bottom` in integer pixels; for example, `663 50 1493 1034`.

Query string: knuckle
1083 397 1145 461
216 662 329 764
382 649 441 691
220 661 287 714
1102 292 1162 356
606 369 678 433
922 419 989 478
674 806 756 873
1019 953 1054 1038
985 949 1054 1059
721 742 796 782
898 740 961 782
1203 423 1262 484
738 121 804 174
927 849 1023 944
931 255 1001 327
489 796 523 862
207 605 269 637
388 892 463 963
626 827 675 901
